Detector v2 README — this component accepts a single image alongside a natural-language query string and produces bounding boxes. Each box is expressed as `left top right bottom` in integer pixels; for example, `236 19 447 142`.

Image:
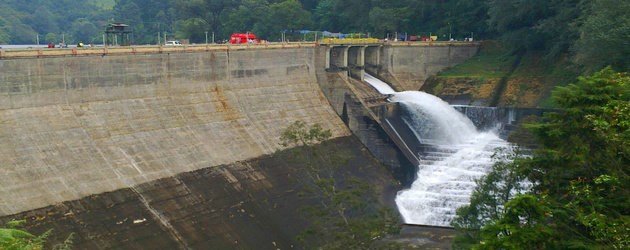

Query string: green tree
0 220 47 250
279 121 400 248
368 7 403 38
223 0 271 38
486 0 554 52
44 33 58 44
71 18 99 43
9 22 38 44
574 0 630 72
174 18 210 43
452 149 531 249
267 0 313 39
476 195 556 249
30 6 59 34
314 0 340 31
0 220 75 250
453 68 629 249
0 16 10 44
280 120 332 148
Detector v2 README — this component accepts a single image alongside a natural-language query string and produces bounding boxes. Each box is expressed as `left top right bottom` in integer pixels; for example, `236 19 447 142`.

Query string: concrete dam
0 42 479 248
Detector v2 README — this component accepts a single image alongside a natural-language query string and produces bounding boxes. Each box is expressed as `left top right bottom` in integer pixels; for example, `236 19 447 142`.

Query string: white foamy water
391 91 478 145
364 73 511 226
364 73 396 94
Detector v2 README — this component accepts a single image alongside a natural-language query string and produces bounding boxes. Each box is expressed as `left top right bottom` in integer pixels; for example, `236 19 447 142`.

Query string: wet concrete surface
1 136 399 249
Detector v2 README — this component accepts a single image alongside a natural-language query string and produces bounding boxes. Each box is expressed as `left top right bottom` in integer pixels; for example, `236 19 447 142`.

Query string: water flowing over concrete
364 73 511 227
363 74 396 95
391 92 477 145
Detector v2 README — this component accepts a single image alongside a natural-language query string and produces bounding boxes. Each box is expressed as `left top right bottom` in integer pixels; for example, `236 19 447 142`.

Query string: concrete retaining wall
0 48 349 216
377 45 479 91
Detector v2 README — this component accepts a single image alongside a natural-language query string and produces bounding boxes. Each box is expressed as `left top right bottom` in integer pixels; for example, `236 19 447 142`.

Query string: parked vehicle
229 33 259 44
165 40 182 46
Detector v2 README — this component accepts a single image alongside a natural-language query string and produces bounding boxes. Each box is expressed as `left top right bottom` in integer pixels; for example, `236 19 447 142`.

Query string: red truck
229 33 259 44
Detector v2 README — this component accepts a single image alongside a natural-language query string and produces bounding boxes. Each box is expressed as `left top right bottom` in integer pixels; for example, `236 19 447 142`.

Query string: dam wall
374 44 479 91
0 47 349 216
0 43 480 248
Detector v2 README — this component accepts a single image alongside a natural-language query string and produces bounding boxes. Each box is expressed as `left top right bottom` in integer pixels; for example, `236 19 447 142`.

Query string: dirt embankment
422 76 501 105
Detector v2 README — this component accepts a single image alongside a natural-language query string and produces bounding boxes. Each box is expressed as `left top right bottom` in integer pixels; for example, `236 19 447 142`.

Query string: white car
165 40 182 46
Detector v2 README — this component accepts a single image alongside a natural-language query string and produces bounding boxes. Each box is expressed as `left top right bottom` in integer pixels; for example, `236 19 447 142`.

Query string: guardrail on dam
0 41 479 247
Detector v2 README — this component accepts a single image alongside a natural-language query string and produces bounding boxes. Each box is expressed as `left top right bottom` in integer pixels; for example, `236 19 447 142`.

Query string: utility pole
205 31 208 44
36 34 39 45
449 22 452 41
212 32 215 44
157 23 161 45
158 32 161 45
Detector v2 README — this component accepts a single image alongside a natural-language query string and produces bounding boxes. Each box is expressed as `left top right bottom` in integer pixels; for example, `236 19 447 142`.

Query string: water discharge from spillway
364 73 510 227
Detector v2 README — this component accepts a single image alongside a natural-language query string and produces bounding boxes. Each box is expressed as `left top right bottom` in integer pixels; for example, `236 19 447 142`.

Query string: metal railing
0 41 479 59
318 38 381 45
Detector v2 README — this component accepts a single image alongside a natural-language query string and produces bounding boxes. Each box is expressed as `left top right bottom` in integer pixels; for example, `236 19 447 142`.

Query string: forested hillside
0 0 112 44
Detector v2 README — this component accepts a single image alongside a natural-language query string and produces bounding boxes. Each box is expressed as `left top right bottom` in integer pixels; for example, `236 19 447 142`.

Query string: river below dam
364 73 511 227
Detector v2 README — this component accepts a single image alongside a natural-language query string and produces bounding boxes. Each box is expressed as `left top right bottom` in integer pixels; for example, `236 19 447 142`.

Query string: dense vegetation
0 0 113 44
453 68 629 249
0 220 73 250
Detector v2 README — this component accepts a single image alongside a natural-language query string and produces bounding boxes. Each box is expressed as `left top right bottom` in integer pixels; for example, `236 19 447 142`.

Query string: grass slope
438 41 515 79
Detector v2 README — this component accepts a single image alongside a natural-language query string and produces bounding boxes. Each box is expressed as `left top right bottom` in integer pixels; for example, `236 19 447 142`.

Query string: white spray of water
364 73 510 226
390 92 478 145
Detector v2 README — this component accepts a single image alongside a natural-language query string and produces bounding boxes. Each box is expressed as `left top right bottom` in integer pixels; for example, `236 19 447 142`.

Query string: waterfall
364 73 511 227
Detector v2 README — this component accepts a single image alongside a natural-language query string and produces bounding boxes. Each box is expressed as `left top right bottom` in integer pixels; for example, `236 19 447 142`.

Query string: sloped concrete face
0 48 349 216
0 137 397 249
